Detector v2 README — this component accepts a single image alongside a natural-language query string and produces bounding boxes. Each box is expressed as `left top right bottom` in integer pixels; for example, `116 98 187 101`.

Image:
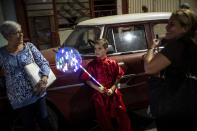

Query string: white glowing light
124 33 136 41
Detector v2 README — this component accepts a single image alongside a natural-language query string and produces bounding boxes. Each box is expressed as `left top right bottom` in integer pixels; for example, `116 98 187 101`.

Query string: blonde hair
94 39 109 49
171 9 197 38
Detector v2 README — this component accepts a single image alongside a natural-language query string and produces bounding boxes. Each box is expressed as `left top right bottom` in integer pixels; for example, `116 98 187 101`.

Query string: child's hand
98 87 105 94
107 87 116 96
106 89 113 96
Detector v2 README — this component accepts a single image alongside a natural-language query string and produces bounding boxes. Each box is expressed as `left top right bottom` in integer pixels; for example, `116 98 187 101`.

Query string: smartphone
155 34 159 39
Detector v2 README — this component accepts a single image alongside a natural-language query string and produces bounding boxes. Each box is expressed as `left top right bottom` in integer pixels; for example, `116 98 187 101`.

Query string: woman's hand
151 38 161 49
34 76 48 95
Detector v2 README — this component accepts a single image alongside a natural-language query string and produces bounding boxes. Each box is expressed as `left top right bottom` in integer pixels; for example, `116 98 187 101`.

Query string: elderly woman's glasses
10 30 23 35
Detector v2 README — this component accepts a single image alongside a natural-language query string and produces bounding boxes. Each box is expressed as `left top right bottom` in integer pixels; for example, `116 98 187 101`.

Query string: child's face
94 44 108 59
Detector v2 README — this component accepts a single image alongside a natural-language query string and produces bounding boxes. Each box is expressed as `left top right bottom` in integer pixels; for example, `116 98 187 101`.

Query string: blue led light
56 47 82 72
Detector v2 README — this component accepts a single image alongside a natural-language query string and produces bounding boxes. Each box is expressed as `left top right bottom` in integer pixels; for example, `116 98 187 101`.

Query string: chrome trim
118 62 124 66
121 72 146 79
112 29 118 52
47 83 85 91
48 73 146 91
119 72 147 89
118 81 147 89
107 49 147 56
99 26 105 39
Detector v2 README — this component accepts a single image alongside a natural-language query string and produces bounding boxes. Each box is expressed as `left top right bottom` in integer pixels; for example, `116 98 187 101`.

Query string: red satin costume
81 56 131 131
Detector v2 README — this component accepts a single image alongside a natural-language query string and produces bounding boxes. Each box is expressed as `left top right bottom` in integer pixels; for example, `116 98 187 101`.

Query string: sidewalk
145 129 157 131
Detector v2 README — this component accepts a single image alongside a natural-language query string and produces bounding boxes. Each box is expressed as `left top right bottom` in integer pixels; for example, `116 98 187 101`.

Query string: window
152 23 167 38
29 16 53 49
24 0 59 50
107 25 147 52
63 27 101 54
92 0 117 17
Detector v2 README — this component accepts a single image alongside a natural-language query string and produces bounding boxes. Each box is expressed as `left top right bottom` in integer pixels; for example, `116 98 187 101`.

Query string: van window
152 23 167 38
107 25 147 52
63 27 101 54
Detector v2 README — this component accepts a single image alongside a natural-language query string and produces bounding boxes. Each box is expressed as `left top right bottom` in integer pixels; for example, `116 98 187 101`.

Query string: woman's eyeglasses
10 30 23 35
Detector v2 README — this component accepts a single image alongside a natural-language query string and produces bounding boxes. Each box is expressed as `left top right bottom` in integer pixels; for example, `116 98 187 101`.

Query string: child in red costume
80 39 131 131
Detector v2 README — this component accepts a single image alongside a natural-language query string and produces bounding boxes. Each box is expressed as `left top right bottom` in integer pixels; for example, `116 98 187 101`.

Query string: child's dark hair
95 39 109 49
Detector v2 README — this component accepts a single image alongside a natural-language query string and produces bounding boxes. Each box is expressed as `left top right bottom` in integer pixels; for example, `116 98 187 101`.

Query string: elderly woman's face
165 17 187 40
7 27 23 46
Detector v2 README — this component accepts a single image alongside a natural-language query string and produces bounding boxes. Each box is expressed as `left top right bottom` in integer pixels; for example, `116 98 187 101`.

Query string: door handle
118 62 124 66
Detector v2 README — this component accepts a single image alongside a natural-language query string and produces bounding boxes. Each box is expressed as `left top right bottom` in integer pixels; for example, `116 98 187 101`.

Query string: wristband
109 88 113 92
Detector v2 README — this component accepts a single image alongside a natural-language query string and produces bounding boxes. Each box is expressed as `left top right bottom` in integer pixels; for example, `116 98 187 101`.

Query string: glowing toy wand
79 65 105 90
56 47 108 92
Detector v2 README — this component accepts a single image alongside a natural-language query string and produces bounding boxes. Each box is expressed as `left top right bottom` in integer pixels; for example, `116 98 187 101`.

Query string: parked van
0 12 171 130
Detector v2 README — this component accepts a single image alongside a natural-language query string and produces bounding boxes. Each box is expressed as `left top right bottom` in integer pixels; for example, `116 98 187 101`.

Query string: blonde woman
144 9 197 131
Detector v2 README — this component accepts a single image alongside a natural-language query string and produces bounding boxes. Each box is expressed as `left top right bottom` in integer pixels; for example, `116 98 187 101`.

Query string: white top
78 12 171 26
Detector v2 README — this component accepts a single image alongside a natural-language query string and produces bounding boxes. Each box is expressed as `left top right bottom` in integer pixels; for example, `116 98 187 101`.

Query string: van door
105 24 149 110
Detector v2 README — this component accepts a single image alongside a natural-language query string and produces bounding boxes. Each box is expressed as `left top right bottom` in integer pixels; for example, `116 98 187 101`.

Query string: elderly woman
0 21 53 131
144 9 197 131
